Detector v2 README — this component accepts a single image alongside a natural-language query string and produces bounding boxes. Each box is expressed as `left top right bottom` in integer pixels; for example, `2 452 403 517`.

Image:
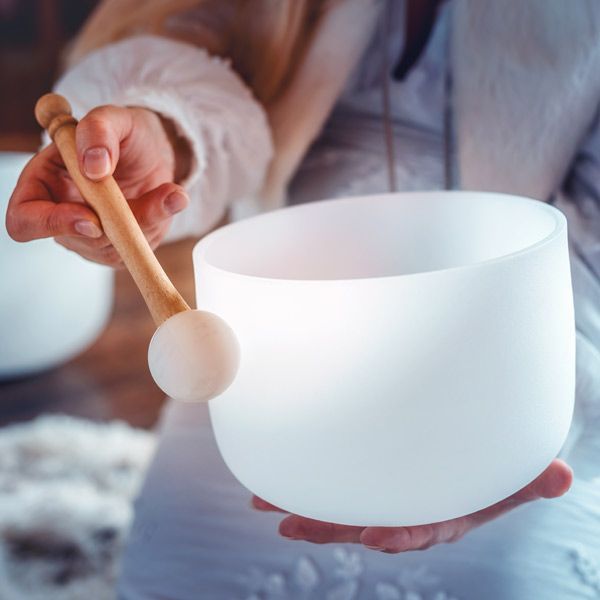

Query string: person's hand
252 458 573 553
6 105 189 266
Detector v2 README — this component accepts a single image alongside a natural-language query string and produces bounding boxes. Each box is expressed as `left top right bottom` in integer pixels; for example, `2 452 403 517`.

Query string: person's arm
7 35 273 261
56 35 273 240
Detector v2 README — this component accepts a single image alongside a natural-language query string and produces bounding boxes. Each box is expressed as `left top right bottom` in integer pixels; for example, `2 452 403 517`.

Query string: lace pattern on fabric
240 547 459 600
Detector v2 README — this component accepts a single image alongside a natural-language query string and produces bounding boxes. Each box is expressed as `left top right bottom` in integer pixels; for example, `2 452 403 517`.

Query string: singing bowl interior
193 191 575 526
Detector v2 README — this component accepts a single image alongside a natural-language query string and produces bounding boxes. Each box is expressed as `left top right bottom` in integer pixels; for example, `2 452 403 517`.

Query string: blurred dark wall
0 0 98 139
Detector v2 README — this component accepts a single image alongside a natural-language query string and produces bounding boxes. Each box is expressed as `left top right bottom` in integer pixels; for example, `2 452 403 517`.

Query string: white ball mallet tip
148 310 240 402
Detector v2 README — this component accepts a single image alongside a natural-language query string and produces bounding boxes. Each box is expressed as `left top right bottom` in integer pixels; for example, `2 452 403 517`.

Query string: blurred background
0 0 196 430
0 0 97 146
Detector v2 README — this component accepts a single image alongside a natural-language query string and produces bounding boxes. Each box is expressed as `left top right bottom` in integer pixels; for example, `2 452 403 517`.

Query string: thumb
75 105 133 181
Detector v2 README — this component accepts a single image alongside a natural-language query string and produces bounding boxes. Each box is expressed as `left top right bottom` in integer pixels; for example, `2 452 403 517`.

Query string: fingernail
83 147 111 180
164 191 188 215
364 544 385 552
74 220 103 238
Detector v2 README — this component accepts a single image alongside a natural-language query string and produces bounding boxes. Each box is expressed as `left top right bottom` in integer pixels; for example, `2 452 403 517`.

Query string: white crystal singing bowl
0 152 113 379
193 191 575 526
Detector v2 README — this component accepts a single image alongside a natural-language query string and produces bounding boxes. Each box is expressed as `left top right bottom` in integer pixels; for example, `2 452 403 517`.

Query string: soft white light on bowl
194 191 575 526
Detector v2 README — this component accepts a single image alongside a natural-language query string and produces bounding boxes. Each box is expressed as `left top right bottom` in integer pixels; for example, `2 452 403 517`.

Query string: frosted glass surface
194 192 575 526
0 153 113 378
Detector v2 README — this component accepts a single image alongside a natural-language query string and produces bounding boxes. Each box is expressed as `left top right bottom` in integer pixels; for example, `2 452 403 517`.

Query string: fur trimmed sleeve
53 35 274 241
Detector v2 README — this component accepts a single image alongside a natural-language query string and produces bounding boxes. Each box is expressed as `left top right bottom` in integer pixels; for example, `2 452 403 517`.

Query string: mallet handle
35 93 189 325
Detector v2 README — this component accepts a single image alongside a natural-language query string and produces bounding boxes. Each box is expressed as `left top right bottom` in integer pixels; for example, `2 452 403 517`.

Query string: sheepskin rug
0 415 155 600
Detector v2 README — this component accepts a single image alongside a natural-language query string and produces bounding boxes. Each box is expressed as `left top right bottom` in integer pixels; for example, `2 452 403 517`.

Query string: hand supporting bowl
195 191 575 526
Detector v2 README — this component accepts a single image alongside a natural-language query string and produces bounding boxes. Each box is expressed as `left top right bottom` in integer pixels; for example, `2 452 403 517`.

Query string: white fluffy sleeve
53 35 273 240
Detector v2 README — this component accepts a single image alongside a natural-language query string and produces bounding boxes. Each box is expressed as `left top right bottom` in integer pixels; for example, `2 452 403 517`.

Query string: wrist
130 107 192 184
156 112 192 184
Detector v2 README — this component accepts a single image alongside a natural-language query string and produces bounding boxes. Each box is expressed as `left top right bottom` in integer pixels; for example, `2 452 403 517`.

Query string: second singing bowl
193 191 575 526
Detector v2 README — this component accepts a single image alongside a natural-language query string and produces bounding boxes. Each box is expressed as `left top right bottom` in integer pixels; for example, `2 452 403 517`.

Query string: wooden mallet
35 93 239 402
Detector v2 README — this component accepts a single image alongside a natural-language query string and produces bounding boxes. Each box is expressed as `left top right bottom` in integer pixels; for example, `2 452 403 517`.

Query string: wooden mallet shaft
35 93 190 325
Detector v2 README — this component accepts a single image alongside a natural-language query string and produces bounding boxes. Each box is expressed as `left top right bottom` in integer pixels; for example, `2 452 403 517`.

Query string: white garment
51 3 600 599
54 35 273 242
289 0 449 204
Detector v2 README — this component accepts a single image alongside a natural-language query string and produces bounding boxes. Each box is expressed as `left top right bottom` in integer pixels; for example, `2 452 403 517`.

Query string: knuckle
79 116 110 140
5 210 25 242
99 245 121 265
79 107 118 139
416 542 434 552
422 524 436 546
89 104 118 118
86 105 116 123
147 228 166 250
402 527 416 548
437 519 466 544
45 210 63 237
445 520 468 544
85 235 111 250
136 208 158 230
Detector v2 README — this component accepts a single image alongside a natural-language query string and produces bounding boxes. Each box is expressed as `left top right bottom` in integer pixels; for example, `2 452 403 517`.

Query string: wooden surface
0 237 198 429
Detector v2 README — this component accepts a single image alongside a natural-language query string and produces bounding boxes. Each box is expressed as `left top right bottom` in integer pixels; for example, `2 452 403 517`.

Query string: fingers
55 236 122 267
528 458 573 499
468 458 573 528
283 514 473 554
275 461 574 554
128 182 188 230
504 458 573 504
360 518 470 553
251 496 365 544
7 201 103 242
279 516 365 544
361 525 432 552
251 496 287 513
75 105 134 181
53 183 187 265
8 105 184 255
453 459 572 546
55 225 165 267
6 147 102 242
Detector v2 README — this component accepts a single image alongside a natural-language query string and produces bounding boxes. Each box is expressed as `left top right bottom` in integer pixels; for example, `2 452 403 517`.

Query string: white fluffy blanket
0 415 155 600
